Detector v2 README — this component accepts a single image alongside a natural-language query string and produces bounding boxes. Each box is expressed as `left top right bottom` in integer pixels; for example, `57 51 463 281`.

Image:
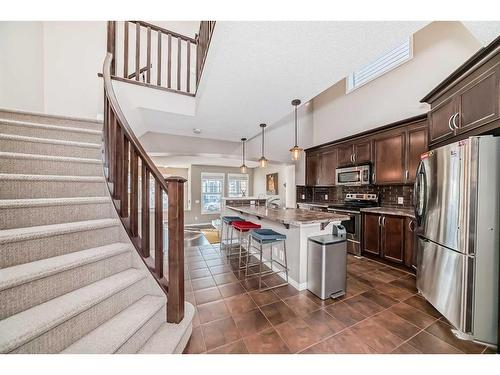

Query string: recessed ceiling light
193 128 202 134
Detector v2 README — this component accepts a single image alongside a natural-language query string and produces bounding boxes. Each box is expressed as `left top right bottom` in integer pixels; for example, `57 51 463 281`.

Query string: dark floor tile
299 290 337 307
261 273 286 287
249 289 280 307
275 318 323 353
209 264 233 275
240 276 267 292
207 340 249 354
371 310 420 340
190 268 212 280
389 302 437 329
407 331 462 354
185 292 195 306
344 294 385 317
376 282 415 301
403 295 442 319
389 274 417 293
302 309 346 338
191 276 216 291
189 260 208 270
350 318 404 353
345 277 372 298
367 269 400 283
324 302 367 327
183 327 206 354
194 287 222 306
224 293 257 315
260 300 298 326
203 253 224 260
283 294 321 317
206 258 229 267
381 267 409 278
352 274 388 290
243 328 290 354
233 308 272 337
302 329 377 354
197 300 230 324
483 346 497 354
273 284 300 299
213 272 239 286
425 320 486 354
391 343 421 354
218 282 246 298
361 289 399 308
201 317 241 351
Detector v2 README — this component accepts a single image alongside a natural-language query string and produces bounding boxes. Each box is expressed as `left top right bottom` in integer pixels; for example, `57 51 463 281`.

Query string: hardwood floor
181 230 490 354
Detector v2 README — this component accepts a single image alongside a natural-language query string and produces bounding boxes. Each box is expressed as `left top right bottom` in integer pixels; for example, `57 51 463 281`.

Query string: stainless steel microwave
335 165 371 186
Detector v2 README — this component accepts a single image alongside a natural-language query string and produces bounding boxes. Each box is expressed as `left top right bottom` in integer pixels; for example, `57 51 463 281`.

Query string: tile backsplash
297 184 414 208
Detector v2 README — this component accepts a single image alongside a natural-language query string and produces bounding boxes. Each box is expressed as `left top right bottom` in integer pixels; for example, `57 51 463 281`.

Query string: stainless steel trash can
307 227 347 300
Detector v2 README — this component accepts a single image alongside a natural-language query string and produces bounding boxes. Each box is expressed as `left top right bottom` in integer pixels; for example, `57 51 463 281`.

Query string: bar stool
231 221 261 269
220 216 243 253
246 228 288 291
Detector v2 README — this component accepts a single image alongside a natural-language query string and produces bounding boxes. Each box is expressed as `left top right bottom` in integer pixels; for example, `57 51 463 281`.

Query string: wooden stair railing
102 51 186 323
106 20 215 96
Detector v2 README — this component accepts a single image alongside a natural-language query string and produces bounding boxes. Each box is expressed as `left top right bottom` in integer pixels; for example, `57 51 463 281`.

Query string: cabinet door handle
408 219 415 232
452 113 460 129
382 217 386 226
372 172 375 183
448 114 454 131
405 170 409 180
378 216 381 226
353 153 356 163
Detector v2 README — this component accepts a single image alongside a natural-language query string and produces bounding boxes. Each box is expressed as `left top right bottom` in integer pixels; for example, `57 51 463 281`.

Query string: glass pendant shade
240 164 248 173
240 137 247 173
258 156 268 168
290 99 303 161
259 123 268 168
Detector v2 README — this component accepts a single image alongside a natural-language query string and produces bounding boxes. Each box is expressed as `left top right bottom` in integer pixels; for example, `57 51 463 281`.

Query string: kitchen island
225 205 349 290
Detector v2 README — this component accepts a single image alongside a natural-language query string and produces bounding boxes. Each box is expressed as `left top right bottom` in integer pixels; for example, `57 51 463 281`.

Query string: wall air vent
346 37 413 93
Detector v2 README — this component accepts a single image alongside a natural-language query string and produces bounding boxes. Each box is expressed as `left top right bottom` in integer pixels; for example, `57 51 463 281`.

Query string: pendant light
290 99 303 161
240 137 248 173
258 123 268 168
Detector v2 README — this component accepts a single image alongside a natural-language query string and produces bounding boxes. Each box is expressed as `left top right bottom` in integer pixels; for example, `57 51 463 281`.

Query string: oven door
335 166 370 186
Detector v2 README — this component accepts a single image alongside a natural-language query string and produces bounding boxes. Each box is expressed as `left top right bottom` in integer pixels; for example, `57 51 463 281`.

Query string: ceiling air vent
346 37 413 93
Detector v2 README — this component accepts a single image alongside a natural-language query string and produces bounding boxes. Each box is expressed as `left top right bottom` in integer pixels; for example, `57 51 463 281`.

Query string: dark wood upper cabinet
318 148 337 185
305 153 319 186
353 139 372 164
422 37 499 148
362 213 381 256
337 143 354 167
428 97 457 144
381 215 405 264
406 121 428 183
373 130 405 184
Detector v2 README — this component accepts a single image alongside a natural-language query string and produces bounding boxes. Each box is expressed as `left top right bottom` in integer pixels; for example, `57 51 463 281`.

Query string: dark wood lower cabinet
404 217 417 269
362 213 381 256
362 212 412 269
381 215 404 264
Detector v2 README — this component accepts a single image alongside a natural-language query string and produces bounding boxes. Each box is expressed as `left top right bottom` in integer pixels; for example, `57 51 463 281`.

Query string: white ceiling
137 21 428 142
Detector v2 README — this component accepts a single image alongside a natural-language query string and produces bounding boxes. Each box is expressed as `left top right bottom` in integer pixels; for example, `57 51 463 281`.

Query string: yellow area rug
201 229 220 244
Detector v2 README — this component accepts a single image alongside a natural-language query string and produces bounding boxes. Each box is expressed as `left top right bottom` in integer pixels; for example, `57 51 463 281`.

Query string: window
228 173 249 198
201 173 224 214
346 37 413 93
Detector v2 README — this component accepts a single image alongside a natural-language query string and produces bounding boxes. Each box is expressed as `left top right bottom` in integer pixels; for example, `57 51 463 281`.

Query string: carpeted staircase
0 109 194 354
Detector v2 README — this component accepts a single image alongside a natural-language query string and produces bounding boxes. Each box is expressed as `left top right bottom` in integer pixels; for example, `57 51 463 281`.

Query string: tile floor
181 230 493 354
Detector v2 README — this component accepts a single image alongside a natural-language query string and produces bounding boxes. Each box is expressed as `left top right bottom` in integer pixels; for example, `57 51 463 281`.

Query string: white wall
253 164 296 208
312 21 482 144
0 22 45 112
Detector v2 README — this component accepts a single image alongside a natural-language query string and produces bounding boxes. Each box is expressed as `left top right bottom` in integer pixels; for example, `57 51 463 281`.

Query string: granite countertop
360 206 415 218
297 202 329 207
226 205 350 226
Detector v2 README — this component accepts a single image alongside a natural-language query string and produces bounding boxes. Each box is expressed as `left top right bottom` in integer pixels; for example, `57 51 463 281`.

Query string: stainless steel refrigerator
414 135 499 346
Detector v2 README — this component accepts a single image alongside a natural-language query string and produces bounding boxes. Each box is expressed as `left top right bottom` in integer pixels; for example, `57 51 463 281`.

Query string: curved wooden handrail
102 51 186 323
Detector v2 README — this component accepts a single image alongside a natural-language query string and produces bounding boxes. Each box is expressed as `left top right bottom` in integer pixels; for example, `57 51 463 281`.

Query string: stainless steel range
328 193 378 256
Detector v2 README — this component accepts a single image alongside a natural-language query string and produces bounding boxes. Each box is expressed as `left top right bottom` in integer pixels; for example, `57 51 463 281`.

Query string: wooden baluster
167 34 172 88
177 38 181 91
121 136 129 218
141 164 150 257
146 27 151 83
123 21 129 78
157 31 162 86
166 176 186 323
154 181 163 279
130 148 139 237
108 111 116 186
114 124 123 200
186 40 191 93
135 22 140 81
195 33 199 84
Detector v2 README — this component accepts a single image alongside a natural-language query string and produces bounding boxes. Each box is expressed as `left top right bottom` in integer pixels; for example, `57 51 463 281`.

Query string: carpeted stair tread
0 173 104 182
0 133 101 148
0 268 147 353
0 218 120 244
0 196 110 208
138 302 196 354
0 119 102 135
0 151 101 164
61 295 165 354
0 242 132 292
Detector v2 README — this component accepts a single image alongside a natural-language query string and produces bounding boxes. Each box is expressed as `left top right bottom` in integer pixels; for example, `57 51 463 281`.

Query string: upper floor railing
102 49 186 323
106 20 215 96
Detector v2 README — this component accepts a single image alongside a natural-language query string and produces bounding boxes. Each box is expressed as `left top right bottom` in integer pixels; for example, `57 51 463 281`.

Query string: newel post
166 176 186 323
106 21 116 75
